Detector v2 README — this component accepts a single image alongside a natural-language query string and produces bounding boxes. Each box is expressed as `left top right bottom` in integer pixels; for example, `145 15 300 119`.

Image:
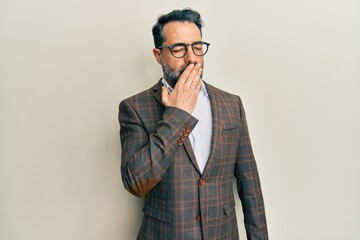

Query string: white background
1 1 359 239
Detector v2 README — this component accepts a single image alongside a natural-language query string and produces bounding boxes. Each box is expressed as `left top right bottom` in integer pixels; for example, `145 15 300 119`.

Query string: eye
194 45 203 51
172 44 186 53
193 42 204 51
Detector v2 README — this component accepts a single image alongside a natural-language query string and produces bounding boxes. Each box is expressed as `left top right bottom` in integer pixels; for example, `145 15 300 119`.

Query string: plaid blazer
119 80 268 240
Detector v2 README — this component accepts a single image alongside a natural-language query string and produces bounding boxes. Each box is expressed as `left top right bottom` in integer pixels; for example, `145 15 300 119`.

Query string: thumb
161 86 169 106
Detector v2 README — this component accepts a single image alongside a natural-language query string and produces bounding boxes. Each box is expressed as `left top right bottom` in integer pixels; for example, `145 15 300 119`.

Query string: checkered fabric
119 80 268 240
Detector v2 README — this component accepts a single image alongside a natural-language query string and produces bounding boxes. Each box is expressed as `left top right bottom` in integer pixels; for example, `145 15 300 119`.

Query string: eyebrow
167 40 203 46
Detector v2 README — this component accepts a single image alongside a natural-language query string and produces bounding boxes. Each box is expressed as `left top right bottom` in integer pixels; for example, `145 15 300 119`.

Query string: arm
234 97 268 239
119 100 198 197
119 63 202 197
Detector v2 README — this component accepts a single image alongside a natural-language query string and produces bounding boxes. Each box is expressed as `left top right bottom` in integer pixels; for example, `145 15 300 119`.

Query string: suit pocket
222 126 238 135
222 119 238 133
223 200 236 215
143 204 173 223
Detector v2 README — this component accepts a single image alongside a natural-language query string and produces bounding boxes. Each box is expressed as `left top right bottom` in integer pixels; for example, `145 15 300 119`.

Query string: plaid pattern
119 80 268 240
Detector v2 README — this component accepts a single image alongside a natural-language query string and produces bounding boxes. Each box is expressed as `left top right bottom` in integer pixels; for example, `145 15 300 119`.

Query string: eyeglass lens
171 42 208 58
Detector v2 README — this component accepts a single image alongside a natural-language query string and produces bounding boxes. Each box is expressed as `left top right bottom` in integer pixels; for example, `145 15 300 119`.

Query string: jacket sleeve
234 97 268 239
119 99 198 197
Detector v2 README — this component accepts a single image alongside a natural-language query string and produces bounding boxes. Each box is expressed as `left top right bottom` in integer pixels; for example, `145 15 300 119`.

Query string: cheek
196 56 204 65
167 58 186 71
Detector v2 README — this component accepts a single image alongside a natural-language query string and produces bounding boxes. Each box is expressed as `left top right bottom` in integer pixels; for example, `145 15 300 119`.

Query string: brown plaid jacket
119 80 268 240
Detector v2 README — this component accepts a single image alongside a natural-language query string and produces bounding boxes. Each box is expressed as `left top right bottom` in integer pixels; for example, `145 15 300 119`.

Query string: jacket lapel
202 83 223 177
184 139 201 173
152 80 165 110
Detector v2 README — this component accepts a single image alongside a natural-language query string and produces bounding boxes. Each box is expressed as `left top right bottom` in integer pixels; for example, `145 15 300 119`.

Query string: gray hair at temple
152 8 204 48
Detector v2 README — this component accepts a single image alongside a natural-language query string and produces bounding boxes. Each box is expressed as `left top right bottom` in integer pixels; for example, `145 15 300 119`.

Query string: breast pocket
222 126 238 135
222 119 238 136
212 125 239 178
221 125 239 155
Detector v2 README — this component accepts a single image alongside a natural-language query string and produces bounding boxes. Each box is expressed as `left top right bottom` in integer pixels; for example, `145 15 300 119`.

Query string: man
119 8 268 240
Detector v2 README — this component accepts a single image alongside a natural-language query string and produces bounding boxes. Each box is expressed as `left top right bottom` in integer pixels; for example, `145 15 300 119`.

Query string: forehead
162 21 202 45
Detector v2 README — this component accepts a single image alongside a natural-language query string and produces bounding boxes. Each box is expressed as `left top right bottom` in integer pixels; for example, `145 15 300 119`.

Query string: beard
161 61 204 88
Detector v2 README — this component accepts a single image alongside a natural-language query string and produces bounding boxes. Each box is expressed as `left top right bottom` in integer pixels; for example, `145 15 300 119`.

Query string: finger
188 64 202 89
176 64 194 86
184 63 201 88
193 68 203 92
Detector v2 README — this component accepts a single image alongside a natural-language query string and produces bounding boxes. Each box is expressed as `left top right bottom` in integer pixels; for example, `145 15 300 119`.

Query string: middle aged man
119 8 268 240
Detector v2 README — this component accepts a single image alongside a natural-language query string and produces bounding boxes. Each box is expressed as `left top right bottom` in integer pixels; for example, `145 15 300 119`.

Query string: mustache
179 62 202 75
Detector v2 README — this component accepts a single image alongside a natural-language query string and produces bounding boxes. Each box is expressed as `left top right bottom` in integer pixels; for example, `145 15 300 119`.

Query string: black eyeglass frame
157 41 210 58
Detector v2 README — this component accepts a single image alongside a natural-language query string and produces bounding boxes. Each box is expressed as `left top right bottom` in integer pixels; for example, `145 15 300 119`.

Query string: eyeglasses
157 41 210 58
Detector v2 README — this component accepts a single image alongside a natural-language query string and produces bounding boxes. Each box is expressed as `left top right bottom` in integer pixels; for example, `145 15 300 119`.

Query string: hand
161 63 203 114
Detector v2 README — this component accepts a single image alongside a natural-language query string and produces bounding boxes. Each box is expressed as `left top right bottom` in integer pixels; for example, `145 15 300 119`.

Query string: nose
184 46 197 64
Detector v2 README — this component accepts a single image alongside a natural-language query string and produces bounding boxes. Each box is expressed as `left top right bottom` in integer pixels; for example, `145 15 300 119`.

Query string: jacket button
196 215 201 222
180 135 186 141
199 179 206 186
178 140 183 145
185 127 191 133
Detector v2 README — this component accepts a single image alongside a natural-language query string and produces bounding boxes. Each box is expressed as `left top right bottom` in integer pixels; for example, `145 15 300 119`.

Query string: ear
153 48 162 65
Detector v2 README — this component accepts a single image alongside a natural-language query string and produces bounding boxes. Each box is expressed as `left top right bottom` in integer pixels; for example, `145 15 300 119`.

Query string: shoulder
205 82 248 121
205 82 242 105
120 80 162 107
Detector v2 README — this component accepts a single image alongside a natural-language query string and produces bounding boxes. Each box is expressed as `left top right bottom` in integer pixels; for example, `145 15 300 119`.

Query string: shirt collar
161 78 209 97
